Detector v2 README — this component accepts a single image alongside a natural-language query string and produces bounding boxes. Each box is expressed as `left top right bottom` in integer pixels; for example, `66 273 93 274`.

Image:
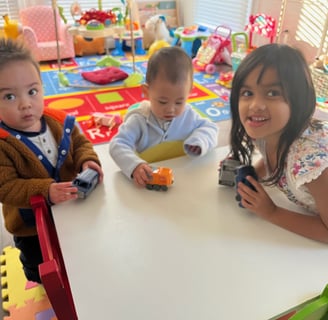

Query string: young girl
229 43 328 243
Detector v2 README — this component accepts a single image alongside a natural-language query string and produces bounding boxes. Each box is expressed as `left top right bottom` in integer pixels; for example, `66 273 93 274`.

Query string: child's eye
240 89 252 97
4 93 15 101
158 100 167 105
267 89 282 97
29 88 38 96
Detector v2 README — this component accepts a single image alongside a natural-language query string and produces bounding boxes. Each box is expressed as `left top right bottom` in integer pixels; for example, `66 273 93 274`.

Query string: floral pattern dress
256 120 328 214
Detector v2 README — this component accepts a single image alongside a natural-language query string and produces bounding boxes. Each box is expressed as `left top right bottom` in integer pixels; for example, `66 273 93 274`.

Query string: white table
52 144 328 320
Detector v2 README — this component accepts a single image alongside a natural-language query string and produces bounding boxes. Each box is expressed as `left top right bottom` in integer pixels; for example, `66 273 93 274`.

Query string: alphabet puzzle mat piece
1 246 57 320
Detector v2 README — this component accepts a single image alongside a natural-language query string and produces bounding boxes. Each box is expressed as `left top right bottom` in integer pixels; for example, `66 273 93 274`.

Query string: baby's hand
49 181 78 204
82 160 104 183
185 144 201 155
132 163 153 188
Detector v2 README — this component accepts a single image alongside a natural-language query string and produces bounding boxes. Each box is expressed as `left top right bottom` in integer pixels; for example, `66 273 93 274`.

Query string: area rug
41 55 232 145
1 246 56 320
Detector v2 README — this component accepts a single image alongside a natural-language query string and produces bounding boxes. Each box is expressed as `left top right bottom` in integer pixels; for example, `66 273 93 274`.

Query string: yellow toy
148 39 170 57
2 14 22 39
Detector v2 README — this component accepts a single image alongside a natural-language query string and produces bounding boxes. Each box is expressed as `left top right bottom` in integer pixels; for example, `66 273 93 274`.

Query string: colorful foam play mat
1 246 57 320
41 55 232 145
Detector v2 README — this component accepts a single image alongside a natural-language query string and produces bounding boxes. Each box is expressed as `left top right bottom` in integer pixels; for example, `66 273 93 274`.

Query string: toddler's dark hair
146 46 193 85
0 37 40 75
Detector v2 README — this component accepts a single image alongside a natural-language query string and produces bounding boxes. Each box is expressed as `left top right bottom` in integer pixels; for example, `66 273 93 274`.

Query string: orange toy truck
146 167 174 191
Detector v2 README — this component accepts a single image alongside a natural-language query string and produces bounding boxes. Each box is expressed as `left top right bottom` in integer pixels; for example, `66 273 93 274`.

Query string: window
192 0 328 59
294 0 328 56
1 0 327 58
277 0 328 60
192 0 253 32
0 0 19 27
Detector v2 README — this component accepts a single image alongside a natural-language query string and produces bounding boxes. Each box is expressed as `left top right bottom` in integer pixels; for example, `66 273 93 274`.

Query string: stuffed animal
143 15 172 49
2 14 22 39
148 39 170 57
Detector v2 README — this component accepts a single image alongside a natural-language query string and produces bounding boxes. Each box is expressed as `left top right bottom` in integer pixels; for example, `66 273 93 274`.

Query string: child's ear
141 83 149 98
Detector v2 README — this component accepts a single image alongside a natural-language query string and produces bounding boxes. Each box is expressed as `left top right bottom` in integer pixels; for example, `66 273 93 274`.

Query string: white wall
177 0 192 26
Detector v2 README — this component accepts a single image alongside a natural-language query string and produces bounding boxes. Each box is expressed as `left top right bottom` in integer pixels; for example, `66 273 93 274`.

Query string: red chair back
30 195 78 320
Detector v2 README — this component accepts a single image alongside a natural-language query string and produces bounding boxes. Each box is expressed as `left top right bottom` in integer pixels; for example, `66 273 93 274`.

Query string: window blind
278 0 328 57
192 0 253 32
50 0 124 25
0 0 19 27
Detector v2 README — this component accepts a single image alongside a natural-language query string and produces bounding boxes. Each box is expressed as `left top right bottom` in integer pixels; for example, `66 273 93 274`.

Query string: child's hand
49 181 78 204
82 160 104 183
132 163 153 188
237 176 277 218
185 144 201 155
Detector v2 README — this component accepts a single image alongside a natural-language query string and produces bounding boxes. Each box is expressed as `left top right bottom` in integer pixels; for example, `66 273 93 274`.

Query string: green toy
289 284 328 320
96 55 121 67
271 284 328 320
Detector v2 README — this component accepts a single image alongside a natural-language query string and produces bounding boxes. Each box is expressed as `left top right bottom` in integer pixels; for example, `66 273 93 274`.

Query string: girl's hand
82 161 104 183
237 176 277 219
132 163 153 188
49 181 78 204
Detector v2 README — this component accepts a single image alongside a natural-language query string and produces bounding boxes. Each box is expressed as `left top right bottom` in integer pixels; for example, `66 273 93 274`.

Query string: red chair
30 195 78 320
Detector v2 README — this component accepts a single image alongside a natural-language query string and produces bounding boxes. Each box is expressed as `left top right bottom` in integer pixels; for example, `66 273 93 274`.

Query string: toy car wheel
205 64 216 74
146 184 153 190
161 185 168 191
154 185 161 191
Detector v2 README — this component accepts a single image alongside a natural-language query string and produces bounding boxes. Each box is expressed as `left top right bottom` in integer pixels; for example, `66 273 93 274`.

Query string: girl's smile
238 66 290 145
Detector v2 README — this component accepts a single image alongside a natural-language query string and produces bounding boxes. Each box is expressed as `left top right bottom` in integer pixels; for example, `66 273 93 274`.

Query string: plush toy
148 39 170 57
81 67 128 84
143 15 172 49
2 14 22 39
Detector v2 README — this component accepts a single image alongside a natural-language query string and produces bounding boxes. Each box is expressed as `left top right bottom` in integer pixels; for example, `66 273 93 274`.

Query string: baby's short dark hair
145 46 193 85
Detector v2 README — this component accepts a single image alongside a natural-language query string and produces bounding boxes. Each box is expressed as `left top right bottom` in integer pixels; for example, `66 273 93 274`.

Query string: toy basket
310 66 328 99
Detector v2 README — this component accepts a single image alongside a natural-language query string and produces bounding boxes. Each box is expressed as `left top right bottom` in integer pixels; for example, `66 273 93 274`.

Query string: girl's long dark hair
229 44 316 185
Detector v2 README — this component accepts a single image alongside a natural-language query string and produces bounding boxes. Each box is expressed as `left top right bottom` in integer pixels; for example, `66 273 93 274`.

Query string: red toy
193 25 232 74
81 67 129 85
245 13 276 49
79 9 117 26
216 71 233 88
